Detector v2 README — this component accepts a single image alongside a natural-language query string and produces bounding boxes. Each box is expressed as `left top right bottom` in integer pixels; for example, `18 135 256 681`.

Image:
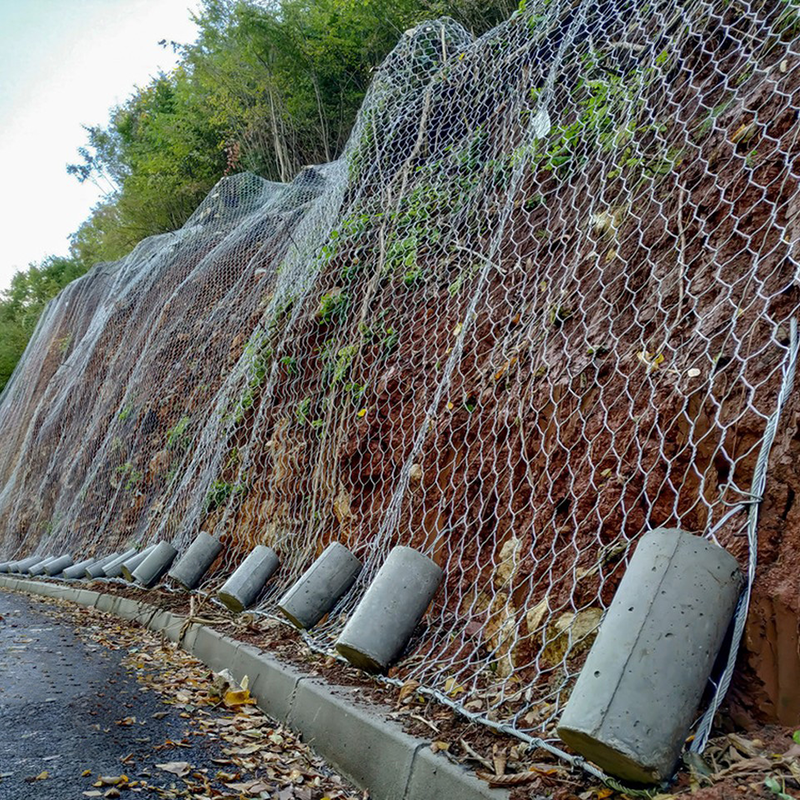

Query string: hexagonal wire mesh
1 0 800 781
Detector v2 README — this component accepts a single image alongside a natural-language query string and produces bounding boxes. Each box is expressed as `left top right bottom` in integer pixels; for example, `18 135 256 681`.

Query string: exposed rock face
1 3 800 734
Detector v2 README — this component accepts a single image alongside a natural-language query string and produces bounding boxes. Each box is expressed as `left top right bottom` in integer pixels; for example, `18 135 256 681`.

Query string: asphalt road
0 589 218 799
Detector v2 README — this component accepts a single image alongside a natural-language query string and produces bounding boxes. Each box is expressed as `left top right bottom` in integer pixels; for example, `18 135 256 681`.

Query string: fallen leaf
81 769 92 777
637 350 665 372
493 745 507 776
443 677 466 697
430 741 450 753
398 680 420 704
477 764 568 786
224 688 255 707
26 771 49 782
155 761 192 778
93 775 128 787
226 778 271 794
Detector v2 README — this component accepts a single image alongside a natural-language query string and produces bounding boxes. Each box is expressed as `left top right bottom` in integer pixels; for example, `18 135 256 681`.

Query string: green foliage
379 323 400 357
65 0 513 262
332 344 358 383
343 381 366 405
0 256 90 393
57 332 73 355
1 0 513 389
448 261 480 296
515 53 677 181
116 461 144 491
764 776 793 800
204 479 248 512
316 290 349 324
295 396 313 424
319 339 358 383
166 415 192 449
385 233 420 277
280 355 298 375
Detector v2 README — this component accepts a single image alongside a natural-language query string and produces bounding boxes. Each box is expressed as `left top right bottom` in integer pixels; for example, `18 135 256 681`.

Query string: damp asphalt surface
0 589 218 799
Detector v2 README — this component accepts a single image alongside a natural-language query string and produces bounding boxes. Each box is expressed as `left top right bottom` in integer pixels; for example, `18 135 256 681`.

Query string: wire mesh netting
2 0 800 761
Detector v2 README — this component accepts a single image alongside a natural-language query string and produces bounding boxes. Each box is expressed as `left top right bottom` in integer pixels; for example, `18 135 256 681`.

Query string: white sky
0 0 202 292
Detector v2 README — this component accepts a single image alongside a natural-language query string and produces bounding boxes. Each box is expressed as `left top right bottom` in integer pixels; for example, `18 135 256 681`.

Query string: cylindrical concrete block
335 546 443 673
132 541 177 588
557 529 743 784
120 545 157 582
13 556 43 574
102 548 139 578
62 558 97 579
85 553 119 579
44 555 73 577
168 531 224 590
8 561 23 573
0 562 9 573
29 556 60 577
21 556 51 575
278 542 363 629
217 546 280 613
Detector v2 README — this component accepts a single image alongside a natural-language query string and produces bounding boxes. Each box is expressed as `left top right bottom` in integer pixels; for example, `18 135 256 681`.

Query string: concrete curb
0 575 509 800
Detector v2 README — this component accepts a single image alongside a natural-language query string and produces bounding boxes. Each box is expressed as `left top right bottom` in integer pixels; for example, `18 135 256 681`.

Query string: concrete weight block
132 541 177 588
62 558 97 579
168 531 223 589
217 545 279 613
44 555 73 577
557 528 743 783
29 556 59 577
335 546 443 673
12 556 42 574
85 553 120 578
103 548 139 578
278 542 362 630
120 545 157 581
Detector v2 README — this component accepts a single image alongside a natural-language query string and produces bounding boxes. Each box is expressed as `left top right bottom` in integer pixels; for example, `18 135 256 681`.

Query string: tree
1 0 517 391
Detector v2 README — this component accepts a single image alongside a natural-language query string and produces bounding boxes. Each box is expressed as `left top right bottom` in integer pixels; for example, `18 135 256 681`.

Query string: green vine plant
166 415 191 449
204 479 249 513
513 50 681 184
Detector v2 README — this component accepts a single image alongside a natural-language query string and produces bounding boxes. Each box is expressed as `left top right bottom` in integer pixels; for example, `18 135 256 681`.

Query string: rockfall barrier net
2 0 800 769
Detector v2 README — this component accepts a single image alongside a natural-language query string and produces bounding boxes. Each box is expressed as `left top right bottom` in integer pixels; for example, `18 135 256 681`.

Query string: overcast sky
0 0 202 292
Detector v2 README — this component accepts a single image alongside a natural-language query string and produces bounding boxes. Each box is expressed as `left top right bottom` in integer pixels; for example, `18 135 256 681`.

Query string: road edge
0 575 510 800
